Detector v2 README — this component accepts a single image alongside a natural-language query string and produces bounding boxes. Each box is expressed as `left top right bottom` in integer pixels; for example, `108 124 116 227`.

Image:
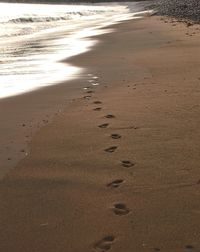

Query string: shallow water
0 2 148 99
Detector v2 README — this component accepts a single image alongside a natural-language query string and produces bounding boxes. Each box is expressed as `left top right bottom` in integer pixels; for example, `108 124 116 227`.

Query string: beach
1 13 200 252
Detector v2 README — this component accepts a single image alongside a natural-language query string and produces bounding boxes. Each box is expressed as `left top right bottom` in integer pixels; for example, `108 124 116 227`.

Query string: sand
1 16 200 252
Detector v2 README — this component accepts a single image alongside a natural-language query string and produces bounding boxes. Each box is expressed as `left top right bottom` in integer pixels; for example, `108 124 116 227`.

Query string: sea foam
0 2 149 99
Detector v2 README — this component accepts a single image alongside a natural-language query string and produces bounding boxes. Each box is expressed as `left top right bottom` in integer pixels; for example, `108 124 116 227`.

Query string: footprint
98 123 109 128
112 203 130 216
105 114 115 119
92 83 99 86
121 160 134 168
107 179 124 188
185 245 194 249
83 95 91 99
94 235 115 251
87 90 94 94
94 101 102 104
111 134 121 139
104 146 117 153
94 107 102 111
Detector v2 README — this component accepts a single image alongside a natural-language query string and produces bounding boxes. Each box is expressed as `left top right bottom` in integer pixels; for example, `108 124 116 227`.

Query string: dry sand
1 16 200 252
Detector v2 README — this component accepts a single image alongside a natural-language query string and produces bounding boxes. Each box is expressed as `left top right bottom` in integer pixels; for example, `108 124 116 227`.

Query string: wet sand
1 16 200 252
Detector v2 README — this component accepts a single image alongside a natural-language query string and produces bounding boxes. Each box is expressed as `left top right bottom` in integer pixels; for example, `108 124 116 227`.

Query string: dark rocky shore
152 0 200 23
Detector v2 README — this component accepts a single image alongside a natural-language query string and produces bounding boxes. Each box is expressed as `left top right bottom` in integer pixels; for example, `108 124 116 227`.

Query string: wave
3 9 110 24
9 16 69 23
0 2 137 99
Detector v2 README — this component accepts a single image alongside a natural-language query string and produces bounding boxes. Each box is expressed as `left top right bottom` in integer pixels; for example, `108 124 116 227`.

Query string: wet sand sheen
1 16 200 252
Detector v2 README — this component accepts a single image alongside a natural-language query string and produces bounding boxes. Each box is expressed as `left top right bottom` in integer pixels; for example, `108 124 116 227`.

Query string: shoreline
1 15 200 251
0 11 148 179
